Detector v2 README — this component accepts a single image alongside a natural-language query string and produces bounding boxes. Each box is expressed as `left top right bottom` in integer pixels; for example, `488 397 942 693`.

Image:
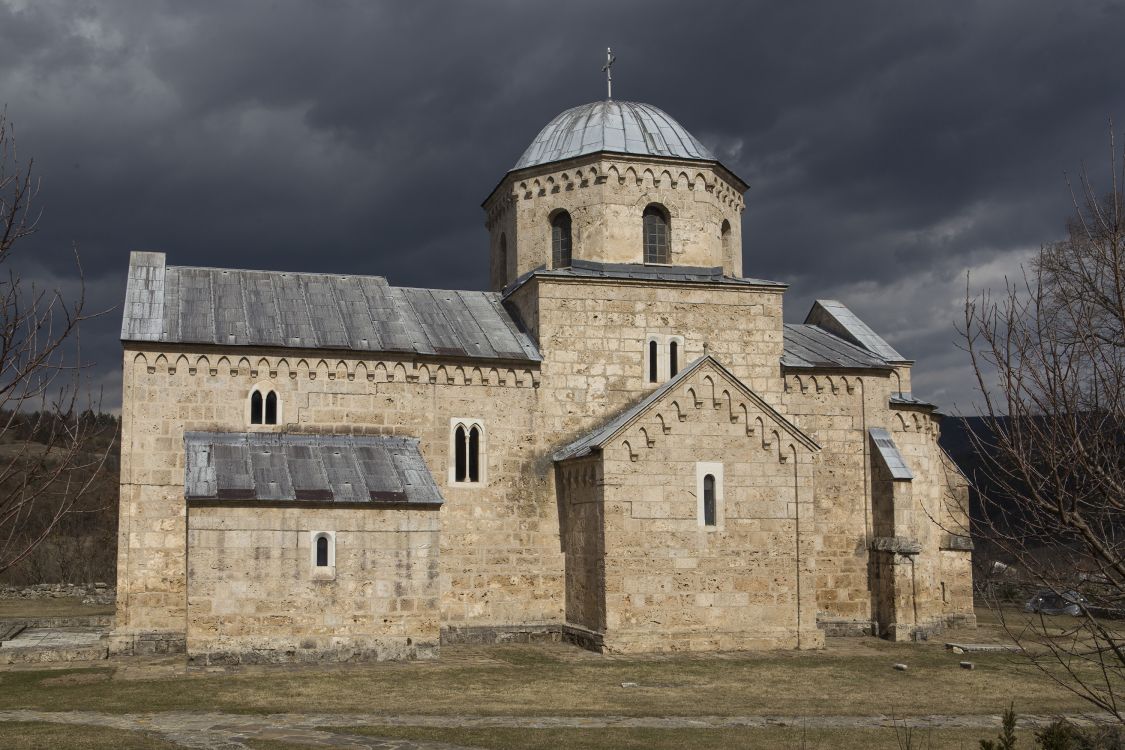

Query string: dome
513 100 715 172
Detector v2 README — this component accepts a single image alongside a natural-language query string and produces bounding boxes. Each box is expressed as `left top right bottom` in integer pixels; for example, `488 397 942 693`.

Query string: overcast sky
2 0 1122 413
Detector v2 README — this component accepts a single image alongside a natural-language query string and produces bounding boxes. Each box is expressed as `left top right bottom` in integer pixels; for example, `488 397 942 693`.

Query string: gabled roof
804 299 907 363
122 252 540 363
502 259 785 298
184 432 444 505
553 356 818 462
782 324 891 370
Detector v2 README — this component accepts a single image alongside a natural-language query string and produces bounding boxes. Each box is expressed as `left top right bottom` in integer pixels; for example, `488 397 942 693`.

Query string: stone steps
0 642 109 664
0 626 110 664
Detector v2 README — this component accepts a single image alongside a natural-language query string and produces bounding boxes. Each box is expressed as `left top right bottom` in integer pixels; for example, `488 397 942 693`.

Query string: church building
114 97 975 663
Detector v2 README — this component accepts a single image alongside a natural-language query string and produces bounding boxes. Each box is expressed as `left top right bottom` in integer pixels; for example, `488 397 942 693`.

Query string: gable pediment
553 356 818 464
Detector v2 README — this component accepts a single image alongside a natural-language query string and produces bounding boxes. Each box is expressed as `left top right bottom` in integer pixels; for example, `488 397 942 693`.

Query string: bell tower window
551 211 572 268
643 204 670 264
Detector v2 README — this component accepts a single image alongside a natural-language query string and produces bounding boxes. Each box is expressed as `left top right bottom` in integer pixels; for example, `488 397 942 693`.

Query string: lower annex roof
184 432 443 505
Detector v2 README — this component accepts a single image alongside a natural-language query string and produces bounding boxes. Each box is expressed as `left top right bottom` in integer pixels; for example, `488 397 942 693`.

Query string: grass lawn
282 725 1040 750
0 608 1117 749
0 721 179 749
0 596 114 619
0 636 1104 719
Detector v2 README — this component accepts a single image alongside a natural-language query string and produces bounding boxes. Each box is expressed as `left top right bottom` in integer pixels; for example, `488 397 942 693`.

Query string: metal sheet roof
890 392 936 409
514 100 715 171
184 432 444 505
121 252 540 362
503 259 785 297
782 324 890 370
868 427 914 480
804 299 906 362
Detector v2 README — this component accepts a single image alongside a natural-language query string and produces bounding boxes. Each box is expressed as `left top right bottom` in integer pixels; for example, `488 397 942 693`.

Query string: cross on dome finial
602 47 616 100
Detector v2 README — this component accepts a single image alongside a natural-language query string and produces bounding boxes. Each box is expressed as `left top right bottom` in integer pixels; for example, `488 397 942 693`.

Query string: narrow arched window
669 340 679 378
265 391 278 424
468 426 481 482
721 220 732 263
648 340 659 383
250 390 263 424
551 211 572 268
316 535 329 567
495 233 508 289
703 474 717 527
455 425 467 482
643 204 670 264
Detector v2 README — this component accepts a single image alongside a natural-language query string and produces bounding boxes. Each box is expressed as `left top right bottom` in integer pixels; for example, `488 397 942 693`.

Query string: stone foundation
187 636 438 665
440 624 563 646
108 630 186 656
817 617 876 637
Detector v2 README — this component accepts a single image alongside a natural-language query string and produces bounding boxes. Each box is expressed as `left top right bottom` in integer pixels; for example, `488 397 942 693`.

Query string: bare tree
963 124 1125 718
0 110 115 577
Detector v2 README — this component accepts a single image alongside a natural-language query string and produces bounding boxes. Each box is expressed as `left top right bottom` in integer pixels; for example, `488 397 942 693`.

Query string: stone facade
558 359 822 653
485 154 747 290
112 348 563 658
114 96 974 661
186 505 440 664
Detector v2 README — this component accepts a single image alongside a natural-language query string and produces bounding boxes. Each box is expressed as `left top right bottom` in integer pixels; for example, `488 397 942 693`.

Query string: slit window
703 474 717 527
669 340 679 378
697 462 723 529
551 211 572 268
648 340 659 383
316 535 329 567
643 204 670 264
721 219 732 263
497 232 508 287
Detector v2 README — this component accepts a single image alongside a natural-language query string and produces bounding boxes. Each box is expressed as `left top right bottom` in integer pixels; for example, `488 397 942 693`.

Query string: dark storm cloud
1 0 1122 410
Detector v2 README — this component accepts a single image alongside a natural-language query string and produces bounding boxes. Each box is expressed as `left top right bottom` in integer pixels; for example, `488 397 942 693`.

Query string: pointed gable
553 355 818 462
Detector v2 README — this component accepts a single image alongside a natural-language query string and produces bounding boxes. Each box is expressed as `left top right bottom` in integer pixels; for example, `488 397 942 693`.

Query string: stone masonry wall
114 348 563 653
485 154 746 290
781 371 974 638
891 407 975 633
506 277 787 449
556 457 605 635
589 361 822 653
781 372 888 634
186 505 439 664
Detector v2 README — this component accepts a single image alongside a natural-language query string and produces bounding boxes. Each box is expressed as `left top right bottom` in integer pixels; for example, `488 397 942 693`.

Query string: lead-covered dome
513 100 715 171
